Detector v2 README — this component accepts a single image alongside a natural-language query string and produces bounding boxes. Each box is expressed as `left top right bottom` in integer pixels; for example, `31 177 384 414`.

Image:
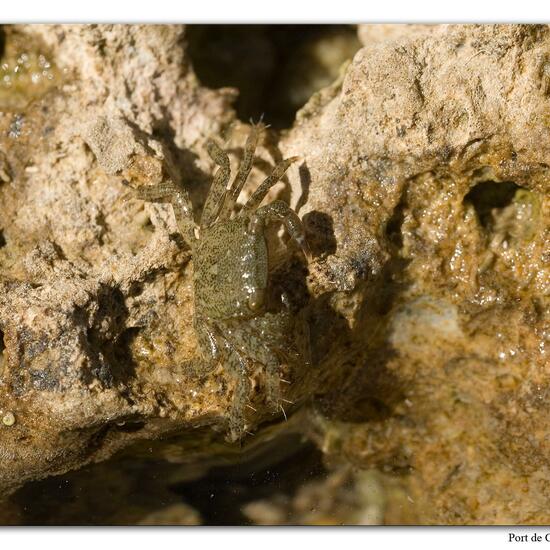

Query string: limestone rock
0 24 548 525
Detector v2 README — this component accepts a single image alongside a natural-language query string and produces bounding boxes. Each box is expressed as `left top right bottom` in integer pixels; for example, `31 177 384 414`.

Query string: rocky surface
286 23 550 524
0 24 548 524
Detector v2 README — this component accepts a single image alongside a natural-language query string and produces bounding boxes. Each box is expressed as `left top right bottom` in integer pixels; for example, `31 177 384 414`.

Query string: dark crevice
82 285 136 388
171 439 326 525
186 25 360 129
10 432 325 525
464 180 523 230
0 328 6 393
113 420 146 433
303 210 337 257
385 196 407 249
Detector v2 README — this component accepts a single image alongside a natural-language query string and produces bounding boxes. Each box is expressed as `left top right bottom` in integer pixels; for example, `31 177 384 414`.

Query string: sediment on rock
0 24 548 525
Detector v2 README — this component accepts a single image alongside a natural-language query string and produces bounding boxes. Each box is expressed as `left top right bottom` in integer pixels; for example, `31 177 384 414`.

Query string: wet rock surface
0 24 548 524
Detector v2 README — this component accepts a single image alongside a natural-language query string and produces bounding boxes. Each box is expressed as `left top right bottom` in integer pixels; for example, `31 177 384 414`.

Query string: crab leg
227 351 253 441
123 180 196 246
194 315 223 362
240 156 299 215
201 140 231 228
200 319 253 441
253 200 311 260
219 123 263 219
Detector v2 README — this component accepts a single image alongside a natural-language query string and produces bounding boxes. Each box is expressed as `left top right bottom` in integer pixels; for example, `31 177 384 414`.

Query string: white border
1 0 549 23
2 2 549 546
0 527 547 549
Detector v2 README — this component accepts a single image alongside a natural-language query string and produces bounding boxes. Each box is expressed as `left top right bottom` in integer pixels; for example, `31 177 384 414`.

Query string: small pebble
2 412 16 427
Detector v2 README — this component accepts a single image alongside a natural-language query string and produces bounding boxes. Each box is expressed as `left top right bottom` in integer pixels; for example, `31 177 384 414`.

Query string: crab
125 123 310 439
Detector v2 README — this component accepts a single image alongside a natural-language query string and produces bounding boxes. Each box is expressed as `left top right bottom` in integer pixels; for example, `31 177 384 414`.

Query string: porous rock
283 23 549 524
0 24 548 525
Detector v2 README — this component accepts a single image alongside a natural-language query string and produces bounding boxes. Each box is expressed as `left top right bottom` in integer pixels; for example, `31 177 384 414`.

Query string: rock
0 23 548 525
0 23 315 497
284 23 550 524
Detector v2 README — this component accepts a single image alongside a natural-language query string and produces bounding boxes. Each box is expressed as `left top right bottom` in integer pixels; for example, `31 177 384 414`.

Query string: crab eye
247 289 265 311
